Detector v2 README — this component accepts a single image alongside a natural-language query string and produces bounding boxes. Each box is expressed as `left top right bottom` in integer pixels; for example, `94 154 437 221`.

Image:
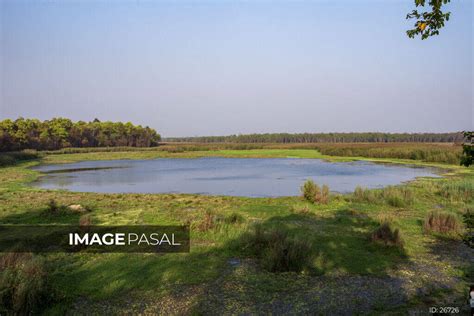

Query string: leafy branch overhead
406 0 451 39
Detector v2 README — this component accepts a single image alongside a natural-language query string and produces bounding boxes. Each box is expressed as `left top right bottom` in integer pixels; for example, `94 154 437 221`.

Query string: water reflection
32 158 440 197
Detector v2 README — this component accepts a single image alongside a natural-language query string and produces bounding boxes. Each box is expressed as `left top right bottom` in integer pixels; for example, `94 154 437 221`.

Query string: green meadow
0 147 472 314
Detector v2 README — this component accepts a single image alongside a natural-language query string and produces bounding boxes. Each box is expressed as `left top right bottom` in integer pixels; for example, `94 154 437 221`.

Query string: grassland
0 145 472 315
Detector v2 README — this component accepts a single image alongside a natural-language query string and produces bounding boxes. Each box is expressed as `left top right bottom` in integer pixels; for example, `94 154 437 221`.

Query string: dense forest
0 118 161 152
165 132 464 144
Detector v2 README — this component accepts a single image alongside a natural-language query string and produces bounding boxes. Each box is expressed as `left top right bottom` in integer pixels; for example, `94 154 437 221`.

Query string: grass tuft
0 253 52 314
423 211 461 235
79 214 92 226
371 221 404 248
240 225 313 273
381 186 414 207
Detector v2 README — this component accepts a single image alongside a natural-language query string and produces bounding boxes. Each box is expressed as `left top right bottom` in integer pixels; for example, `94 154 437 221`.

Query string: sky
0 0 472 137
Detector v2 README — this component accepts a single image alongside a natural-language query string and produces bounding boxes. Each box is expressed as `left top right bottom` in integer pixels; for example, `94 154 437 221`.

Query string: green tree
0 118 161 151
460 131 474 167
406 0 452 39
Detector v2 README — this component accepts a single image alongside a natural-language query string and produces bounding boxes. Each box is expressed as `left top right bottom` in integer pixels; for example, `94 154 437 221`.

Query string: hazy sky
1 0 472 137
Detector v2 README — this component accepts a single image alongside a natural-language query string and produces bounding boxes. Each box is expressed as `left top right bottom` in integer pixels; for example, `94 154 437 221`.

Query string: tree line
0 118 161 152
165 132 464 144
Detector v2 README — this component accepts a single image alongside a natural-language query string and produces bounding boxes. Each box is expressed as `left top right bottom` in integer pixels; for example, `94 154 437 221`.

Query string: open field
0 145 472 314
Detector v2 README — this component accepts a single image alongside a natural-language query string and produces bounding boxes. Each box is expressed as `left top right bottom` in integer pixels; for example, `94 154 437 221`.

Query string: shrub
45 199 68 215
301 179 318 203
47 199 59 213
241 225 313 273
43 199 72 216
0 253 52 314
301 180 329 204
371 222 404 248
423 211 461 235
320 185 330 204
462 207 473 248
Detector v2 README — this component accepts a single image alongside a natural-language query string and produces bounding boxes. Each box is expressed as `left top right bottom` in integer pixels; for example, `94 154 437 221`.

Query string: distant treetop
165 132 464 144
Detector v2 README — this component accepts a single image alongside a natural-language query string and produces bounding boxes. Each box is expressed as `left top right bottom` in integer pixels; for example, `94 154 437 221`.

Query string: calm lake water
31 158 440 197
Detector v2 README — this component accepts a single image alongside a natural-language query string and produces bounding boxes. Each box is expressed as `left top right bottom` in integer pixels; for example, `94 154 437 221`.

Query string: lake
31 158 440 197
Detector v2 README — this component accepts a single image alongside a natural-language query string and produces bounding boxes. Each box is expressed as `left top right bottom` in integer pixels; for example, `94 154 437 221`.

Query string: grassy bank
0 147 472 314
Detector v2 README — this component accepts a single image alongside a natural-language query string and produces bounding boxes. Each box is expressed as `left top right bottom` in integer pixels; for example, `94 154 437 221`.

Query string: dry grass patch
423 211 461 235
0 253 52 314
371 222 404 248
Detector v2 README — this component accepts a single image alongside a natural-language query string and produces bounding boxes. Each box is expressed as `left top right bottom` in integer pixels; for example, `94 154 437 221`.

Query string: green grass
0 147 472 314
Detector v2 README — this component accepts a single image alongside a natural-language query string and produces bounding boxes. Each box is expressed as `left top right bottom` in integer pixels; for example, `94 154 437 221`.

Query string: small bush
320 185 330 204
44 199 76 216
44 199 70 215
301 180 329 204
462 207 473 248
371 222 404 248
301 179 318 203
0 253 52 314
241 225 313 273
48 199 59 213
423 211 461 235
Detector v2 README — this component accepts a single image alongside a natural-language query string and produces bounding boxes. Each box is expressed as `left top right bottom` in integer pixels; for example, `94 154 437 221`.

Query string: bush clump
301 180 329 204
0 253 52 315
371 222 404 248
423 211 461 235
43 199 69 216
462 207 473 248
241 225 313 273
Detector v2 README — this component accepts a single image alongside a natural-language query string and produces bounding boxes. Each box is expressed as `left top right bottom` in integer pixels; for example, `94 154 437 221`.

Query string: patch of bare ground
68 240 472 315
68 285 205 315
